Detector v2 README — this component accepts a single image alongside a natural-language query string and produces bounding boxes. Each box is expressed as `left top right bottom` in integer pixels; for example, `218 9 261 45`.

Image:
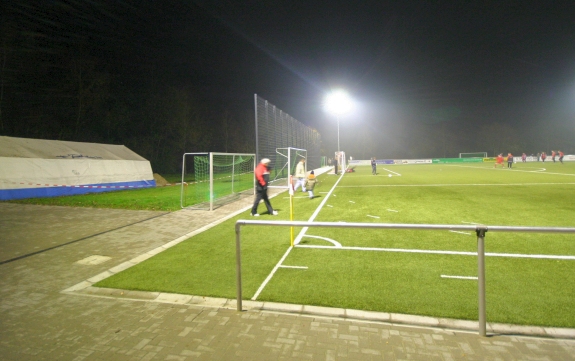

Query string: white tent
0 136 155 200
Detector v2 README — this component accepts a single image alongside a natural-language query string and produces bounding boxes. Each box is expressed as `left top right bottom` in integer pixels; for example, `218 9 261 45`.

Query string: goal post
335 151 346 173
181 152 256 210
459 152 488 158
270 147 307 188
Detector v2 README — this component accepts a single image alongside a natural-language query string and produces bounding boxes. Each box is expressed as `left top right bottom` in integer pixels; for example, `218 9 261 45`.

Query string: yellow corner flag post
289 175 294 246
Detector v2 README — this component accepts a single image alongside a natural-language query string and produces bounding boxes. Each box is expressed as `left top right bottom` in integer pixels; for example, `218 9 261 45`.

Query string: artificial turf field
96 161 575 328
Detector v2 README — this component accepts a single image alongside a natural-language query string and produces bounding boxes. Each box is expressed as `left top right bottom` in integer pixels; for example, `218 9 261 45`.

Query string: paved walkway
1 191 574 360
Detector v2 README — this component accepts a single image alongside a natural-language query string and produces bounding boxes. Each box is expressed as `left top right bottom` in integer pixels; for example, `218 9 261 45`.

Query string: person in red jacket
558 150 564 164
251 158 278 216
494 154 504 168
552 150 557 163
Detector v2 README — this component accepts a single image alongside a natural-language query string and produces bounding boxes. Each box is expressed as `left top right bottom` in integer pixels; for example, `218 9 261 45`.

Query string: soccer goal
459 152 487 158
270 147 307 188
334 151 347 173
180 152 256 210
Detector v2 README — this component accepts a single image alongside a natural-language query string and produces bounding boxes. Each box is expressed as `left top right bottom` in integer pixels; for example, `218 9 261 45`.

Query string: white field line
294 173 347 245
279 265 308 269
337 182 575 188
252 172 346 300
387 209 398 212
301 235 342 247
251 246 294 300
441 275 478 280
367 215 380 219
449 230 472 236
294 244 575 260
382 167 402 176
449 164 575 176
349 200 355 203
327 205 333 207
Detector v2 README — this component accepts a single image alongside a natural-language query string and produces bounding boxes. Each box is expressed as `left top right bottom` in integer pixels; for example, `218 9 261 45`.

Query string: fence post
476 227 487 336
235 223 243 311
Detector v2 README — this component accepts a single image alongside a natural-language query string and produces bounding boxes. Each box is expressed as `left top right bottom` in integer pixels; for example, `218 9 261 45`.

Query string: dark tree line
0 1 255 174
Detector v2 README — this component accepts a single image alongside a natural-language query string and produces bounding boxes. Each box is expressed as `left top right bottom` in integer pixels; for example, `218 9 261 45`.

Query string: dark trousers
251 189 273 215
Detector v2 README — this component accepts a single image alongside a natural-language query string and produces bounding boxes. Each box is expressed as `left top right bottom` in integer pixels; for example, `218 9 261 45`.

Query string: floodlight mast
324 90 353 152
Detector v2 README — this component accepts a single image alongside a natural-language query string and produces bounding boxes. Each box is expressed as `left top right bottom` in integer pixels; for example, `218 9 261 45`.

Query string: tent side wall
0 157 155 200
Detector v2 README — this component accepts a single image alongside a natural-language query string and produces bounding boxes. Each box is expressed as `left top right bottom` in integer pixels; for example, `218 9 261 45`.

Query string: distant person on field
495 154 504 168
559 150 564 164
371 157 377 175
333 156 339 175
251 158 277 216
293 159 307 192
537 152 540 161
552 150 556 163
522 153 526 162
304 170 317 199
507 153 513 168
541 152 547 162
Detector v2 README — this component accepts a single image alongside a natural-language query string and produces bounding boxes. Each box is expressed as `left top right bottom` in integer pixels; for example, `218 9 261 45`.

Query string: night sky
2 0 574 167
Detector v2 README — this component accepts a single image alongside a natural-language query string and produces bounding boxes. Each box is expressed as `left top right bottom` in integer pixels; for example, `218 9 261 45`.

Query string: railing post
235 223 243 311
476 227 487 336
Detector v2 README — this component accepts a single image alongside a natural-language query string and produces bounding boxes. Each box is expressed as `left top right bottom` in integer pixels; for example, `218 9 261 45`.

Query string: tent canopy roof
0 136 147 161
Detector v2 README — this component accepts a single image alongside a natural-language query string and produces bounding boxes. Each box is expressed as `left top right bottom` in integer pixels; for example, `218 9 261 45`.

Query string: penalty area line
296 244 575 260
441 275 478 280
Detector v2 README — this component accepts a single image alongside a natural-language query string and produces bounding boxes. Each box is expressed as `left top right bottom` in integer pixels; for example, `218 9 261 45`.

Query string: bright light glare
324 90 353 116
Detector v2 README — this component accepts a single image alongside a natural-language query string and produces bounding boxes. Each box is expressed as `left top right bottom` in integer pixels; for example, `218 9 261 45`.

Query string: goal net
459 152 487 158
181 152 255 210
334 151 347 173
270 147 307 187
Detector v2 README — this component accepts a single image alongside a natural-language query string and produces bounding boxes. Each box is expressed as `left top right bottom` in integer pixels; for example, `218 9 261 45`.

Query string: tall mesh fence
254 95 322 176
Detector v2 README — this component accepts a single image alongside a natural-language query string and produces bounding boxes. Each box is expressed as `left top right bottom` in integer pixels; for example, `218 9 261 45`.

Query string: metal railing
234 220 575 336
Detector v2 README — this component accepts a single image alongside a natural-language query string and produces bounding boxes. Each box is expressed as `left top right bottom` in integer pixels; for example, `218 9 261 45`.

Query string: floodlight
324 89 353 116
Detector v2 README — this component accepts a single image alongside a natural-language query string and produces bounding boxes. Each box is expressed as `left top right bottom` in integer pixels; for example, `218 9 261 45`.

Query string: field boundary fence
234 220 575 336
254 94 322 171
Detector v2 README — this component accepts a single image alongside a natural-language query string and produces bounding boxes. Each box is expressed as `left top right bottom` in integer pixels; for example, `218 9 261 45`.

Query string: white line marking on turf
327 205 333 207
301 235 342 247
449 230 472 236
251 246 294 301
279 265 308 269
338 182 575 188
367 215 380 219
293 173 347 245
349 200 355 203
441 275 478 280
382 167 401 176
450 165 575 176
387 209 398 212
294 244 575 260
254 171 347 300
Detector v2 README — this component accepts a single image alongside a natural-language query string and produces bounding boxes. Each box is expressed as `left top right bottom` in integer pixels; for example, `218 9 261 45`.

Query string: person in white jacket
293 159 306 192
